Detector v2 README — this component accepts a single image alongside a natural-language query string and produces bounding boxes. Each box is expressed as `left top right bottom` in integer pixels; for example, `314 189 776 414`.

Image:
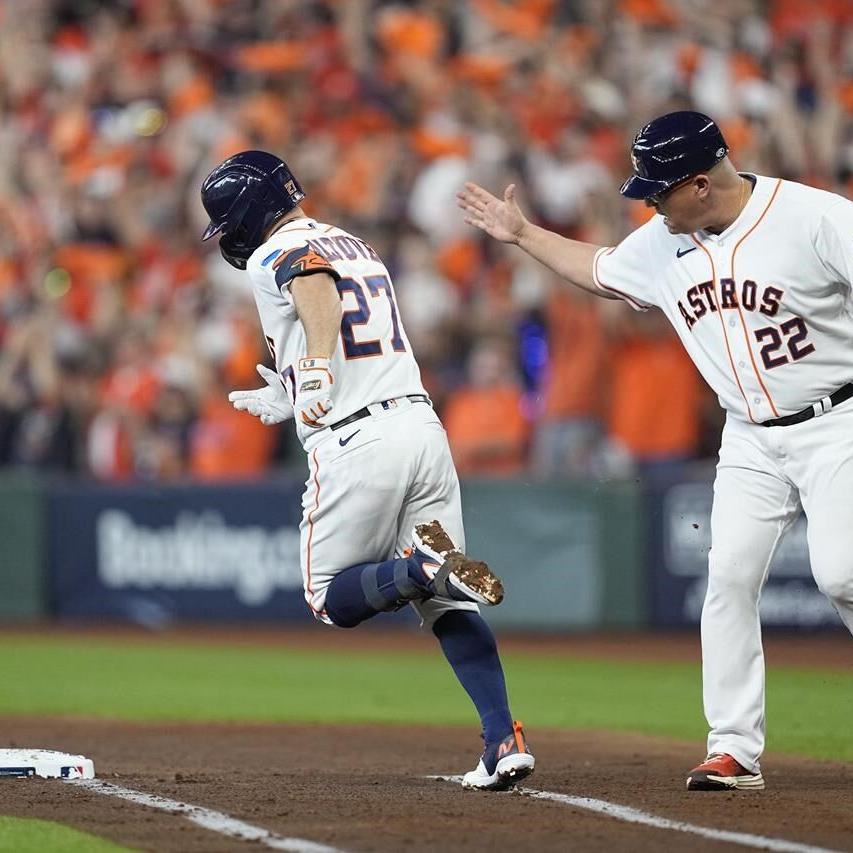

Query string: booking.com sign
657 481 839 628
663 482 811 579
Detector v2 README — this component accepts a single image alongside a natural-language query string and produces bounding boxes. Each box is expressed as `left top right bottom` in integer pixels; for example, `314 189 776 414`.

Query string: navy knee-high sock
325 557 418 628
432 610 513 744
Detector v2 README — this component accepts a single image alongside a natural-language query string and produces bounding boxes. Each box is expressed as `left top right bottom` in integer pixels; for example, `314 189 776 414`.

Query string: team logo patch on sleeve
273 245 337 289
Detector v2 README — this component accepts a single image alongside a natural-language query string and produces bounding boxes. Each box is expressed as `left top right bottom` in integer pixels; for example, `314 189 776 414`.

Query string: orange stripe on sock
513 720 525 752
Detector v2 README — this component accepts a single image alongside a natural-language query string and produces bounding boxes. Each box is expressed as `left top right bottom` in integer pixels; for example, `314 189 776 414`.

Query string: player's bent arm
290 272 342 359
516 223 612 298
290 271 341 428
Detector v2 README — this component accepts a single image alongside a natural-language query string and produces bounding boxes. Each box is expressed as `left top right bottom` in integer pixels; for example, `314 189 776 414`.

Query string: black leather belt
329 394 431 431
761 383 853 427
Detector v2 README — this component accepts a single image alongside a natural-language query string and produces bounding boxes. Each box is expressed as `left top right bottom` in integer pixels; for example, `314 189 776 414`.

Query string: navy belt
329 394 431 431
761 382 853 427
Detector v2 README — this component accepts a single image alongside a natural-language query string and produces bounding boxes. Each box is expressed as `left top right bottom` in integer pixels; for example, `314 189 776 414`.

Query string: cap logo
284 179 297 196
716 147 725 157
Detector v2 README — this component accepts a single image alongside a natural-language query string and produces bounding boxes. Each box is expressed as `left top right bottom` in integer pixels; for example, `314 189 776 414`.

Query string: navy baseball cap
620 111 729 200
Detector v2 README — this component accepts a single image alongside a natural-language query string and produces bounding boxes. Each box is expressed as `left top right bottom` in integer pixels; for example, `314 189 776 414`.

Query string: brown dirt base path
1 720 851 852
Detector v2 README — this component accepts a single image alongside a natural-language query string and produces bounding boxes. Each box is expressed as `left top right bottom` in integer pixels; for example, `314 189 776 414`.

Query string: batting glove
228 364 294 426
295 357 334 429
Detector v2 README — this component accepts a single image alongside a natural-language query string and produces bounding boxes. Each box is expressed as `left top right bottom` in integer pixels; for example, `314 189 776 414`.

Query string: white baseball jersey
592 173 853 772
593 175 853 423
246 216 426 448
244 216 473 628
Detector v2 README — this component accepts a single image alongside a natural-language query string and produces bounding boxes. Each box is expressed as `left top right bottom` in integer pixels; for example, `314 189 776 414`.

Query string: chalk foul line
64 778 346 853
428 775 840 853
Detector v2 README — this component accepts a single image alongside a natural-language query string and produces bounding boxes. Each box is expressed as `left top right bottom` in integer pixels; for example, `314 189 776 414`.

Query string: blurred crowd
0 0 850 482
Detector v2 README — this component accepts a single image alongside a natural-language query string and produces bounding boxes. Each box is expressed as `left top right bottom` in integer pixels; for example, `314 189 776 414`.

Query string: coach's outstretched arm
457 182 616 299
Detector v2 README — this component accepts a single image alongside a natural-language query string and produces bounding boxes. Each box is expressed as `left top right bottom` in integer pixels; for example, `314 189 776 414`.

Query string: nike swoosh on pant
339 430 360 446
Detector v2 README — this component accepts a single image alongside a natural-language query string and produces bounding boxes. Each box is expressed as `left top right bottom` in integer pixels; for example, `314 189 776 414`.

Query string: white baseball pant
703 397 853 770
299 397 478 627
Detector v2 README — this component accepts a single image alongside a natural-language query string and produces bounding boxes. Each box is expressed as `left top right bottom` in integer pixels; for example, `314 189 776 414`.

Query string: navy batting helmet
620 111 728 201
200 150 305 269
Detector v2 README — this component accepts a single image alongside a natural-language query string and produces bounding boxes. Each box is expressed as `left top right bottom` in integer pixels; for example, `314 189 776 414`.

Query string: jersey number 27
336 274 406 359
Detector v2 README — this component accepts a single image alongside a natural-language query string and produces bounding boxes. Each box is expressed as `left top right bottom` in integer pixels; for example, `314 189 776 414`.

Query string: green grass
0 636 850 761
0 817 133 852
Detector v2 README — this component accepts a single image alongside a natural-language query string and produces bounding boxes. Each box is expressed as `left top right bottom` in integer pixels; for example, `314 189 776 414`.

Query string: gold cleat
413 521 505 606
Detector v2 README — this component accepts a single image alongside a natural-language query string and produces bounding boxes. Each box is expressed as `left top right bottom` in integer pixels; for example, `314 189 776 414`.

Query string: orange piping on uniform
593 248 652 310
690 235 755 423
305 448 323 616
730 179 783 418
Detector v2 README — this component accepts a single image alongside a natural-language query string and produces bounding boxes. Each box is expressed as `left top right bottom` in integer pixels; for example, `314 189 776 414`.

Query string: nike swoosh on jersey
339 429 361 447
676 246 697 258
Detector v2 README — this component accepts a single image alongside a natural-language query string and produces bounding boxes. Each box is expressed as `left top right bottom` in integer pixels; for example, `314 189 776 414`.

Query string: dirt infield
2 719 852 852
2 631 850 850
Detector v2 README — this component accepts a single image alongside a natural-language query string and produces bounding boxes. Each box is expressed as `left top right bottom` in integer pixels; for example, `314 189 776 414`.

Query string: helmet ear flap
217 196 268 269
219 232 252 269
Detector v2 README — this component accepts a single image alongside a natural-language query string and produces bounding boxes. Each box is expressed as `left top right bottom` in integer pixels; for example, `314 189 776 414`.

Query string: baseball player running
199 151 534 790
458 111 853 791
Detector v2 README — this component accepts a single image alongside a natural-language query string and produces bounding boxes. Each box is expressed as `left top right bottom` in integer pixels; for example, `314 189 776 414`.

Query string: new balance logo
677 246 697 258
497 742 515 758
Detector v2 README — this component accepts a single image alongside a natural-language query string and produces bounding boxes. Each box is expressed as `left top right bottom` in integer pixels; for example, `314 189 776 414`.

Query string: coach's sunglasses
646 175 695 207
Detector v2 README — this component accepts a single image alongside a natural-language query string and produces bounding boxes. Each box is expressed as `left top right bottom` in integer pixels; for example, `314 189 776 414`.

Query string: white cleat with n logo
462 721 535 791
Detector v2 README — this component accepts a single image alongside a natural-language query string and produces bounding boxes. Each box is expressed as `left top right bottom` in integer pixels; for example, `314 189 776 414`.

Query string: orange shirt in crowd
100 366 160 416
541 289 606 422
189 396 275 481
608 334 701 459
443 385 529 476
